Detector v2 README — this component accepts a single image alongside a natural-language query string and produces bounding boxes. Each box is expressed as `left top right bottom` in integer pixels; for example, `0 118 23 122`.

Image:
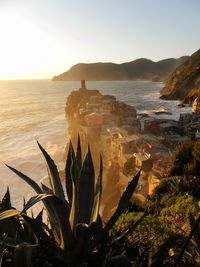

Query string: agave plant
0 136 144 266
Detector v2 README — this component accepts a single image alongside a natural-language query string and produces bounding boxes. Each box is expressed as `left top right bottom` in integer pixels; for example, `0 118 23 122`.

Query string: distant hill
52 57 188 82
161 49 200 102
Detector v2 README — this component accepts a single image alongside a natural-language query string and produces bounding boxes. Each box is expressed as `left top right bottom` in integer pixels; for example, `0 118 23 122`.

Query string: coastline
0 79 195 210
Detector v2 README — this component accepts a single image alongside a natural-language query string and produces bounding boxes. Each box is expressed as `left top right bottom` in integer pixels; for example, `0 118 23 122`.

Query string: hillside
161 49 200 102
52 57 188 81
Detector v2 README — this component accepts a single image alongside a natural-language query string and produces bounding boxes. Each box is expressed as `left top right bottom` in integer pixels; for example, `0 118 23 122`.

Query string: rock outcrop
161 49 200 102
53 57 188 82
65 81 139 219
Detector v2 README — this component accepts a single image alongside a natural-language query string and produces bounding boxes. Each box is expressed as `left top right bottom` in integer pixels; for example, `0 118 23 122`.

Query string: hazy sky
0 0 199 79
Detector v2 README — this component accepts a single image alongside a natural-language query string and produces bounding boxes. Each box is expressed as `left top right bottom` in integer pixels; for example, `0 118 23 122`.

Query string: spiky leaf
6 163 73 250
76 135 82 173
1 187 11 210
0 235 7 267
41 183 53 194
78 146 95 224
37 141 65 202
36 209 43 223
0 210 21 220
21 214 58 249
5 164 43 194
22 194 54 213
69 155 79 230
65 142 73 205
15 243 37 267
103 169 141 234
90 155 103 223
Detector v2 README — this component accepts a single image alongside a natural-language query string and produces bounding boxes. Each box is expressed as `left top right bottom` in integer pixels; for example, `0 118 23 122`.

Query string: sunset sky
0 0 199 80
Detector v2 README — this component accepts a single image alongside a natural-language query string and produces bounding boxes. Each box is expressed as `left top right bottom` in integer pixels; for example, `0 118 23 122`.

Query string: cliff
161 49 200 102
53 57 188 81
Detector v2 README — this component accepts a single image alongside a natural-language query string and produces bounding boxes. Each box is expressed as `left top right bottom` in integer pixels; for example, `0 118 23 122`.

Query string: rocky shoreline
65 81 200 219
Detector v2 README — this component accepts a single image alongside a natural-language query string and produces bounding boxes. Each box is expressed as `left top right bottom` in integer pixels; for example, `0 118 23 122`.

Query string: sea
0 80 191 208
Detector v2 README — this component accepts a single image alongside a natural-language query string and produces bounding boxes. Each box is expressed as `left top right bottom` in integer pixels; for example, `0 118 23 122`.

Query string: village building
133 152 150 169
192 96 200 114
112 135 139 167
84 112 104 126
148 172 160 195
100 95 117 114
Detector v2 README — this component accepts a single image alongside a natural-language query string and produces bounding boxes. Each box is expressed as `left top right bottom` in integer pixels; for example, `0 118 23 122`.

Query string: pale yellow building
192 96 200 114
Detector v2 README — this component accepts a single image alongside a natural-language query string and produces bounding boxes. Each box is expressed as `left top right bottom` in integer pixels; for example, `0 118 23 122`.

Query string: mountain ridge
52 56 188 81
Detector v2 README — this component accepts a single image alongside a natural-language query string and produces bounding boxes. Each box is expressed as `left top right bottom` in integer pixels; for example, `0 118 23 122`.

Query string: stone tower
80 80 86 91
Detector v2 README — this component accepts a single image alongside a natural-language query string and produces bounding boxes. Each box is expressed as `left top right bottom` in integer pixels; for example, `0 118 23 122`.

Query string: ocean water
0 80 191 208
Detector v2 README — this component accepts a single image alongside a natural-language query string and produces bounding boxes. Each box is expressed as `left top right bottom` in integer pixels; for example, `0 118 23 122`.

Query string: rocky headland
161 48 200 103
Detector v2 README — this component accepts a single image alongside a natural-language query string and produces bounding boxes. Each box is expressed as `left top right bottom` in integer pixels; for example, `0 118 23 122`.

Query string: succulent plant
0 137 144 266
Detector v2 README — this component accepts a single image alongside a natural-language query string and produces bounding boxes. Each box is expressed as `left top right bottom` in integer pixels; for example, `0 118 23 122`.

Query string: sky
0 0 199 80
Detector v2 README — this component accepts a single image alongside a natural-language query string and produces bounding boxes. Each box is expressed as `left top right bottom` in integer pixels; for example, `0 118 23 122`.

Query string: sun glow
0 13 56 80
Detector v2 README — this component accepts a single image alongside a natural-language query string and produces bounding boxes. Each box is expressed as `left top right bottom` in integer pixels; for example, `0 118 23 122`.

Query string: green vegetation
112 139 200 266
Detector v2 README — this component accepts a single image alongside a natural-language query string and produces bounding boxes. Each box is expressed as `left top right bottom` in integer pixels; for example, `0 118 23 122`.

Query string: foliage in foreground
0 137 144 267
1 137 200 266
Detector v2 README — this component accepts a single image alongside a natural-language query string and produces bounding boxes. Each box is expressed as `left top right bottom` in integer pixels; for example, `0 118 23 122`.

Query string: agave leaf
11 217 28 243
21 215 57 250
26 193 74 250
69 180 76 229
78 146 95 224
15 243 38 267
69 180 78 230
103 169 141 234
96 214 103 230
36 209 43 223
21 215 69 265
5 164 63 245
37 141 65 202
1 187 11 210
23 198 26 211
0 210 21 220
76 134 82 173
5 164 43 194
90 155 103 223
69 141 79 185
65 142 73 205
41 183 53 194
5 163 73 250
22 193 54 213
0 234 7 267
0 247 3 267
42 196 74 250
69 154 79 230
